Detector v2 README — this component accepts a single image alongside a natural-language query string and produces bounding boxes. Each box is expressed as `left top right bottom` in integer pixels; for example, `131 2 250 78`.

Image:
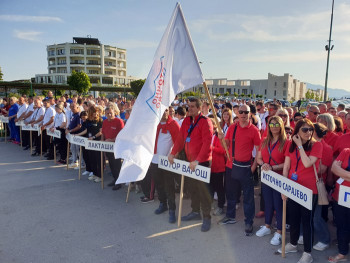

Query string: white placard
1 116 9 123
85 140 114 153
15 120 24 126
46 128 61 139
158 155 211 183
338 185 350 209
22 124 40 132
71 135 87 147
261 170 313 210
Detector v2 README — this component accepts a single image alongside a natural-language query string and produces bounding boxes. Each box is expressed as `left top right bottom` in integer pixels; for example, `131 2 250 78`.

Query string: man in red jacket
169 98 213 232
151 108 180 223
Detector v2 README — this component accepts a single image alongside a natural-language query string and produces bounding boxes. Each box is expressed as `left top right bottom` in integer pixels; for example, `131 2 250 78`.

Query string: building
35 37 135 87
193 73 309 101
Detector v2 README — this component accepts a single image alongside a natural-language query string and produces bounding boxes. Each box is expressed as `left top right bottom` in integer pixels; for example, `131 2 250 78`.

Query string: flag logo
146 56 166 119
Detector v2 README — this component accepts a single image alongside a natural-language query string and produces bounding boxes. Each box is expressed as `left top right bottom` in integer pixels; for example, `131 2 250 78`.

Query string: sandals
328 255 348 263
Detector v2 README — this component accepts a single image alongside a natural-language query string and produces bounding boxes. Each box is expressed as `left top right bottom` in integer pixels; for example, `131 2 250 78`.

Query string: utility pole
324 0 335 101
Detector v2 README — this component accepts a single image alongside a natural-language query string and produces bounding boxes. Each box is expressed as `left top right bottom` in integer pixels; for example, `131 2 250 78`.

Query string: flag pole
177 174 185 227
281 199 287 258
203 82 230 159
126 183 132 203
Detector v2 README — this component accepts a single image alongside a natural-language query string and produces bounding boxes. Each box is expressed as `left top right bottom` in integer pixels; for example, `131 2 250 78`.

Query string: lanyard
186 113 203 140
295 150 301 172
223 123 228 134
268 140 278 164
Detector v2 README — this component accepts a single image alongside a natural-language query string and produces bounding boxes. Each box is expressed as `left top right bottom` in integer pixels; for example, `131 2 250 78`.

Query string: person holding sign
66 103 82 168
21 96 34 150
328 148 350 263
7 97 20 144
75 106 103 183
52 103 67 164
41 99 56 160
278 119 322 263
30 97 45 156
169 98 213 232
101 107 124 190
256 116 289 245
217 105 260 236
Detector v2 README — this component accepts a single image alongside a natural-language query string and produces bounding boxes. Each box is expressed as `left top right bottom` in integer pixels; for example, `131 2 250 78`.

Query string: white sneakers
94 177 102 183
270 232 281 246
68 162 78 168
297 252 313 263
278 242 298 254
313 242 329 251
298 236 304 245
88 174 97 181
82 171 90 176
256 226 271 237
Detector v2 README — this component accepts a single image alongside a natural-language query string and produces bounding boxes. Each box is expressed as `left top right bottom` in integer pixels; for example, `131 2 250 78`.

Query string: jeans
225 162 255 225
313 204 330 244
262 183 283 230
70 143 80 163
334 202 350 256
289 195 317 253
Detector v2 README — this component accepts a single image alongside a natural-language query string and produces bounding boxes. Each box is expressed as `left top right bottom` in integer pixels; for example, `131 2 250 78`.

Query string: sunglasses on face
238 110 249 115
278 114 288 118
294 118 302 122
309 111 319 115
256 108 261 111
269 123 280 128
301 127 314 133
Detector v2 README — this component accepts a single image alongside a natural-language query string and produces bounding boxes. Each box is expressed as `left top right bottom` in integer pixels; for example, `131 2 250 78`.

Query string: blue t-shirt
120 111 126 120
68 112 81 133
9 104 19 117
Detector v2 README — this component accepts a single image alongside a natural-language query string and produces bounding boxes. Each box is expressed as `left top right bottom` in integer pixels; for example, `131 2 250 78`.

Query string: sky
0 0 350 91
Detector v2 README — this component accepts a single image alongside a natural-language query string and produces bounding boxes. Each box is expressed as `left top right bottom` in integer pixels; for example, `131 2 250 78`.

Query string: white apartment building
193 73 308 101
35 37 133 87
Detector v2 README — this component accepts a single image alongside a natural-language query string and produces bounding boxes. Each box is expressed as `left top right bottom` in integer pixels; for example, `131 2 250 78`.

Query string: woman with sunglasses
328 147 350 263
276 108 290 128
256 116 289 245
292 112 305 129
317 113 339 150
278 119 322 263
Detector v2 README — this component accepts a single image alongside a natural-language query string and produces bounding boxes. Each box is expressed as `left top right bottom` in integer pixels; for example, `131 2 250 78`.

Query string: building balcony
70 62 84 65
105 64 116 68
86 64 101 67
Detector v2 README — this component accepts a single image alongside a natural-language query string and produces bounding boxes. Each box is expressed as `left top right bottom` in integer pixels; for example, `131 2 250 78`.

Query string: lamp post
324 0 335 101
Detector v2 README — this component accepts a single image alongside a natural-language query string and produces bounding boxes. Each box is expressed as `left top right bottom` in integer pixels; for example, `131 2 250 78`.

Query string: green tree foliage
18 88 31 96
233 92 239 97
130 79 145 97
240 93 245 98
41 90 49 97
0 66 3 81
224 92 230 97
183 91 196 98
305 90 312 100
216 93 221 97
56 89 65 97
67 71 91 95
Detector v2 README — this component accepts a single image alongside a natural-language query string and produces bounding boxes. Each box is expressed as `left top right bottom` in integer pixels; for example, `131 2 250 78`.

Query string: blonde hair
261 116 287 152
107 102 120 116
317 113 335 132
220 108 233 128
275 108 290 127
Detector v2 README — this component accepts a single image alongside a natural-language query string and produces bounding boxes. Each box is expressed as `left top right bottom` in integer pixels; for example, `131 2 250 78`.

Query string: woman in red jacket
317 113 339 150
279 119 323 263
210 118 226 216
328 148 350 262
256 116 289 246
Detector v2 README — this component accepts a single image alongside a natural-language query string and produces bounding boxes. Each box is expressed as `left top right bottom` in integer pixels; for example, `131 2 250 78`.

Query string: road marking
12 166 64 172
57 179 76 182
102 245 115 249
146 223 202 238
0 160 51 166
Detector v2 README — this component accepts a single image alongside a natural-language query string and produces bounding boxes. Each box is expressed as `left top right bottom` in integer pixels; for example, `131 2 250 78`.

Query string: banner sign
15 120 24 126
71 135 87 147
338 185 350 209
261 170 313 210
46 128 61 139
158 155 211 183
66 133 73 143
22 124 40 132
85 140 114 153
1 116 9 123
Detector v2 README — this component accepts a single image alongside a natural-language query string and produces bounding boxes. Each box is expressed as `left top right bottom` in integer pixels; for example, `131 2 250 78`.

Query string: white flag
114 3 204 184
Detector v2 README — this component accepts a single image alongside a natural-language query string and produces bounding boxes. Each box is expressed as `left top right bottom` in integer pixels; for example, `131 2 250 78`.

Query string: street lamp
324 0 335 101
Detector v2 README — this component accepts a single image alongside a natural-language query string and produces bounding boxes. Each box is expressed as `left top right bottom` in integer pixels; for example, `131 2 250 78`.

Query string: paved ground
0 142 339 263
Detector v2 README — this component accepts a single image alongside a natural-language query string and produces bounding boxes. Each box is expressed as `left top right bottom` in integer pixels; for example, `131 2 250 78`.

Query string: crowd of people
1 92 350 263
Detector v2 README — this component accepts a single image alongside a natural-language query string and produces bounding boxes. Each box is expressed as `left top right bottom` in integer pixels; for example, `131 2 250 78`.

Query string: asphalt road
0 142 338 263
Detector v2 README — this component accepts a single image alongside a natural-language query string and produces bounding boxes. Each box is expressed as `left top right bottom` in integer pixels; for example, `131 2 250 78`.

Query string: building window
87 60 100 65
105 71 113 75
264 89 267 95
88 70 99 74
227 88 231 94
283 82 286 88
251 90 253 94
48 50 55 56
238 89 240 94
274 90 277 96
58 59 66 65
70 49 84 55
87 49 100 55
275 82 277 86
283 90 287 96
57 49 65 55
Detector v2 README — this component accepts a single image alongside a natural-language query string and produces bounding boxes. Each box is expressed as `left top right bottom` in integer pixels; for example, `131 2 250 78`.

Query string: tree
67 71 91 95
130 79 145 97
224 92 230 97
56 89 65 97
41 90 49 97
315 94 320 101
305 90 312 100
247 94 252 98
183 91 196 98
18 88 31 96
233 92 239 98
240 93 245 98
216 93 220 97
0 66 3 81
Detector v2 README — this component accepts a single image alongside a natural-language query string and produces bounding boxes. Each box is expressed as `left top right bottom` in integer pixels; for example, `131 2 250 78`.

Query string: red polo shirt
320 140 333 181
171 114 213 162
102 118 124 140
286 141 323 194
225 121 261 168
260 139 290 175
332 148 350 202
211 133 226 173
323 131 339 150
334 133 350 157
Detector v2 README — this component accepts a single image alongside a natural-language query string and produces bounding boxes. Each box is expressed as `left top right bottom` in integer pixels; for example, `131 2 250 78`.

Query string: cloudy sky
0 0 349 91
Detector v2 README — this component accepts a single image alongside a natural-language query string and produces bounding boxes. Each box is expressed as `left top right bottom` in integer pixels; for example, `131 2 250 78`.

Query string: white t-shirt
43 107 56 128
151 123 173 164
24 103 34 122
34 107 45 122
54 112 67 128
17 103 28 119
65 109 72 128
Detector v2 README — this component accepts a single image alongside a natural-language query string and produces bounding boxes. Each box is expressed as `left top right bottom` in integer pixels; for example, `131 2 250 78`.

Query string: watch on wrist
298 145 303 150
